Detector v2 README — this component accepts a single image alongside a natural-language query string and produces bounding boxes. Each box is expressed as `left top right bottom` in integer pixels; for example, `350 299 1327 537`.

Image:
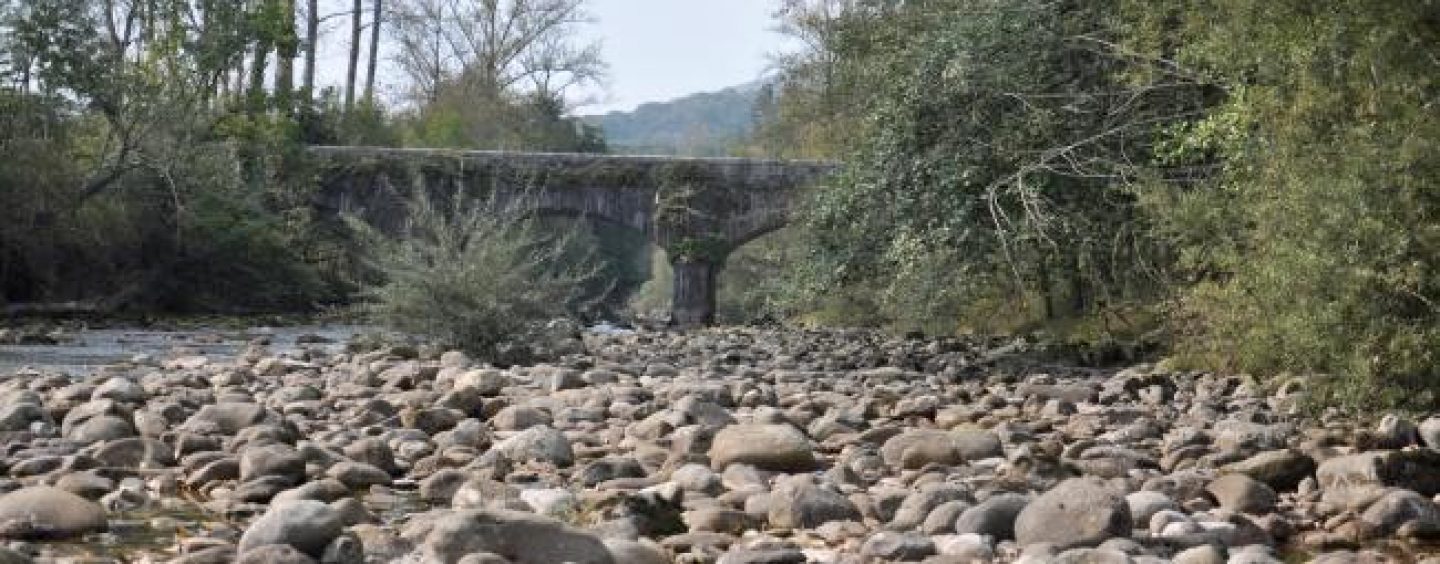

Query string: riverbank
0 327 1435 563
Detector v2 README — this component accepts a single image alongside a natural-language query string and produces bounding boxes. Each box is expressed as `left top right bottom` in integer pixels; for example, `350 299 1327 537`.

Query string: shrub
351 193 598 364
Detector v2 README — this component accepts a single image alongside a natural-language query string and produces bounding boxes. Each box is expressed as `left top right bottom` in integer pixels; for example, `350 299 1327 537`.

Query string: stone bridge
309 146 837 326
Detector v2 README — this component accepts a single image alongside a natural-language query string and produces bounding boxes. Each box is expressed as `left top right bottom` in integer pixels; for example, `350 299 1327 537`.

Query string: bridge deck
307 145 839 172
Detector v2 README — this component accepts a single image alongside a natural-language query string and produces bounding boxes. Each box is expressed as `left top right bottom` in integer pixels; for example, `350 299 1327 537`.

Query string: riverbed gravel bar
0 327 1437 563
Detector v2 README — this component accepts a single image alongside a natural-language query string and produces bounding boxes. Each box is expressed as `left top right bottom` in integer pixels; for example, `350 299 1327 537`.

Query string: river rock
1014 477 1131 550
1221 449 1316 492
490 425 574 467
1317 451 1440 507
237 499 343 557
0 486 108 539
1206 474 1277 514
709 424 817 472
66 415 137 443
182 403 272 435
420 508 614 564
768 477 862 529
240 444 307 483
955 493 1029 540
236 544 318 564
1356 488 1440 539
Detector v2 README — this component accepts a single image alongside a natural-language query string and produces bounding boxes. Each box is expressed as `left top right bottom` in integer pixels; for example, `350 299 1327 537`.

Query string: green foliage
1136 0 1440 409
351 193 598 364
770 0 1199 334
0 0 332 312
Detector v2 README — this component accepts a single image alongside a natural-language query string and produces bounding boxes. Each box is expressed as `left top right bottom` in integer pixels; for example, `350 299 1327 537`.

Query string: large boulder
0 486 108 540
238 500 343 558
1316 451 1440 508
1014 477 1132 550
709 424 817 472
421 508 614 564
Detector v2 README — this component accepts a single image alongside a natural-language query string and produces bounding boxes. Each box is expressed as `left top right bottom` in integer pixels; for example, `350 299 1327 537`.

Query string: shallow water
0 324 371 377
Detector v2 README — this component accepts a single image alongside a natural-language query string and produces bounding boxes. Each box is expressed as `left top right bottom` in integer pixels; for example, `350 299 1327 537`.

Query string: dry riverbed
0 327 1438 563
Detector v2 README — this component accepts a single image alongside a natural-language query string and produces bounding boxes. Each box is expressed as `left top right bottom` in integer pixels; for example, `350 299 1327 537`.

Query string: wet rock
1014 477 1131 550
0 486 107 539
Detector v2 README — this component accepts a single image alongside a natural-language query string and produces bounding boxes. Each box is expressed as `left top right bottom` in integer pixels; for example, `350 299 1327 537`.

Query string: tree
301 0 318 100
345 0 362 112
767 0 1207 332
274 0 299 111
388 0 604 105
364 0 382 103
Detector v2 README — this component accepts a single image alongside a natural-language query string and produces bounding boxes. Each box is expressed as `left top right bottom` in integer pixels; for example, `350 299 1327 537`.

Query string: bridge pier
669 258 719 328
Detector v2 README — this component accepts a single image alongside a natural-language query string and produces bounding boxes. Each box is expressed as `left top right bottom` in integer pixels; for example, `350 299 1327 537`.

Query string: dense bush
352 194 598 364
1132 0 1440 408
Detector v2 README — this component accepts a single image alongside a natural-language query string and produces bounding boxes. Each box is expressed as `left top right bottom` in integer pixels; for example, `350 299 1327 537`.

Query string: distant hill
584 82 769 157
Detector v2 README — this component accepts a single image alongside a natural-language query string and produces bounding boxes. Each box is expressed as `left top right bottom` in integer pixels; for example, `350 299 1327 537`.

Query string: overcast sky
316 0 796 115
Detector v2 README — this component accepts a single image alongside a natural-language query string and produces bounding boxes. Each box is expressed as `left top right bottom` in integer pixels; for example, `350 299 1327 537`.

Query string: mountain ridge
582 81 770 157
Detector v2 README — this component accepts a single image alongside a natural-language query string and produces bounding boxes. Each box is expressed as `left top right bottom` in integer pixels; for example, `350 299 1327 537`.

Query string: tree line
0 0 607 312
750 0 1440 408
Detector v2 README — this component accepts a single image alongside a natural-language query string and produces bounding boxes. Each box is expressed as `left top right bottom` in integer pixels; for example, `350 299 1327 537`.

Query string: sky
316 0 795 115
578 0 796 114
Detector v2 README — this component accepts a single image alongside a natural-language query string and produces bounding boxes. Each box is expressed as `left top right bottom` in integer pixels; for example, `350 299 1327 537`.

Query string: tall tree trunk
301 0 318 102
344 0 363 113
364 0 382 104
275 0 298 114
248 46 270 114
